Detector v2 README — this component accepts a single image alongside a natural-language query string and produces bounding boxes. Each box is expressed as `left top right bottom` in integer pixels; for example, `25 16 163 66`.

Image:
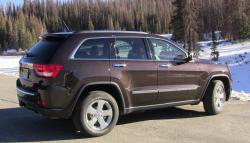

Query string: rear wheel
73 91 119 137
203 80 226 115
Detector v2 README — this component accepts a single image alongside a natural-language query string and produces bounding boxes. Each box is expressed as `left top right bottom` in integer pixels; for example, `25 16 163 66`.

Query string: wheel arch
71 82 127 116
201 74 232 101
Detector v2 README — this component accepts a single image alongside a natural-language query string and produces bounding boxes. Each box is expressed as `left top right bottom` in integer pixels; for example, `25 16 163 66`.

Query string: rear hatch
18 34 70 90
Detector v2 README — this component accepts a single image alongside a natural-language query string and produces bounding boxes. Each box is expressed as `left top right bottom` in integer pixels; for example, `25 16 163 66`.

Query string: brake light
38 98 47 107
33 64 63 78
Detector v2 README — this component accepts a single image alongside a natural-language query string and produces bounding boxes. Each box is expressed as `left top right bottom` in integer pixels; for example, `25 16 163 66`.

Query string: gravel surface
0 75 250 143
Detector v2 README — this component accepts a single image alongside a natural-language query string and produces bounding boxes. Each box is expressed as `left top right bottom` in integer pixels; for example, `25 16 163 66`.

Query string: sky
0 0 23 7
0 0 67 7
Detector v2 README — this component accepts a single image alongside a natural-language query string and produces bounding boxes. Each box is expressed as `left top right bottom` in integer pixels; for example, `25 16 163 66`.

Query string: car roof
78 30 148 34
42 30 153 37
40 30 168 42
41 30 147 36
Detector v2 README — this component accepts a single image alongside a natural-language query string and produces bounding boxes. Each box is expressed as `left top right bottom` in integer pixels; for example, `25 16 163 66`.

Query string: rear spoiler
39 32 74 41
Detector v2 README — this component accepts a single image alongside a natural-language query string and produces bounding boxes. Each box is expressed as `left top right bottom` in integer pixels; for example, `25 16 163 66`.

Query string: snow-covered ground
0 56 22 77
0 41 250 101
199 41 250 101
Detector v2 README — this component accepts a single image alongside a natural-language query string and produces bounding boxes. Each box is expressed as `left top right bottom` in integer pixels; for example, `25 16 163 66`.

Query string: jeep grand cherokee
17 31 232 137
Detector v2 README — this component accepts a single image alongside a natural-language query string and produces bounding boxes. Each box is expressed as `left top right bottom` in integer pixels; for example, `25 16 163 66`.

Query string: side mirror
186 52 194 62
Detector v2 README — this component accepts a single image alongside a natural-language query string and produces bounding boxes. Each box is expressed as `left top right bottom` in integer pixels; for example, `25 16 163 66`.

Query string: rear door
147 38 202 104
110 38 158 107
68 38 112 84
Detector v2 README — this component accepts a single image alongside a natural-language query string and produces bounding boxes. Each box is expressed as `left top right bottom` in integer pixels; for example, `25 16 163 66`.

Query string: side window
111 38 148 60
149 38 186 61
74 38 111 59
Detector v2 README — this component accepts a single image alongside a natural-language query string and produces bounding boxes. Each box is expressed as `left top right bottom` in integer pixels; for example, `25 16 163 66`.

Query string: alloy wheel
85 99 113 131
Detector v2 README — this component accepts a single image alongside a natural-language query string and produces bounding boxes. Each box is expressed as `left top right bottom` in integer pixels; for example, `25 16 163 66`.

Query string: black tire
203 80 226 115
73 91 119 137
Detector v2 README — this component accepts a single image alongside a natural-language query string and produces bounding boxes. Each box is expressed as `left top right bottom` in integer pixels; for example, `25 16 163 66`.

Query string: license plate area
20 68 29 78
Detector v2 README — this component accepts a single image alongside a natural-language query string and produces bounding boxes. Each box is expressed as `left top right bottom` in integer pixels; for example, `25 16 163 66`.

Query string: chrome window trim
69 36 149 60
69 36 188 61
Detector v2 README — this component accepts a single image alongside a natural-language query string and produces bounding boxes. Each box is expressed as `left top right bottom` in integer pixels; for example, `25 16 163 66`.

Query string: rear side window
111 38 148 60
74 38 112 59
26 39 63 61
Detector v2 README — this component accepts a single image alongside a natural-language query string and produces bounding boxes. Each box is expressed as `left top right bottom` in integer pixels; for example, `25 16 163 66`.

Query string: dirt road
0 75 249 143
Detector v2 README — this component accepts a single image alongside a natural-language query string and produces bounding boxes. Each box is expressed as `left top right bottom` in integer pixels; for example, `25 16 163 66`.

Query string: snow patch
199 41 250 100
231 91 250 101
0 56 22 77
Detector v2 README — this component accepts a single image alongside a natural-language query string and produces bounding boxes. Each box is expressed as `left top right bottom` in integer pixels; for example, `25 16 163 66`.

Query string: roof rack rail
78 30 148 34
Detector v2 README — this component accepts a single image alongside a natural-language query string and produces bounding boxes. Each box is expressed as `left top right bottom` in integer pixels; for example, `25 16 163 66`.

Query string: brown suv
17 31 232 137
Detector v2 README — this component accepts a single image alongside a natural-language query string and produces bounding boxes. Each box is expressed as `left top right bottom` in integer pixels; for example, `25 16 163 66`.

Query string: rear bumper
17 87 70 119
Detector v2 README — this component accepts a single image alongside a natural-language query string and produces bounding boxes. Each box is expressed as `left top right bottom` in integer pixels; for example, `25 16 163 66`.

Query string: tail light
38 98 47 107
33 64 63 78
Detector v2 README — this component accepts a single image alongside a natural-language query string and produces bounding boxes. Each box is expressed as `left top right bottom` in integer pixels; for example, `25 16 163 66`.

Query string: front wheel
203 80 226 115
73 91 119 137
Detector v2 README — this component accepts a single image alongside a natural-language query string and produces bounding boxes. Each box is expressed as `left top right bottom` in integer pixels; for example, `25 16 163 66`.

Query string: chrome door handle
159 64 172 68
112 64 127 67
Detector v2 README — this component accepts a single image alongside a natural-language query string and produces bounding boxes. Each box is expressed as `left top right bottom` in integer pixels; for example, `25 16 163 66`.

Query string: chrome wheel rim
214 85 225 111
85 99 113 131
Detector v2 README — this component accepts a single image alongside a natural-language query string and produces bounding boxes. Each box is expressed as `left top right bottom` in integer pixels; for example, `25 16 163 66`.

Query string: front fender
200 74 232 101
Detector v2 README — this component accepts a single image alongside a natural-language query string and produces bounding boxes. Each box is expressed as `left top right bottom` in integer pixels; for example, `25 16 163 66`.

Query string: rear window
26 39 64 61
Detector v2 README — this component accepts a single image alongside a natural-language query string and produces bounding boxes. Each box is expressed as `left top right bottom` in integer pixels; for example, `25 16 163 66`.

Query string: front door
147 38 202 104
110 38 158 107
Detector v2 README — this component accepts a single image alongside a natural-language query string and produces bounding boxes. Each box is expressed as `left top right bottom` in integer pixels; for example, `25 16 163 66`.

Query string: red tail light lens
33 64 63 78
37 98 47 107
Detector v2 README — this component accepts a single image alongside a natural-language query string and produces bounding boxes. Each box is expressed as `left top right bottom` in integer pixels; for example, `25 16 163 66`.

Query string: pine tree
87 15 95 30
239 14 250 39
107 15 114 30
183 0 199 53
171 0 199 53
114 20 121 30
6 18 18 50
211 31 219 61
0 7 6 51
16 11 26 50
171 0 185 42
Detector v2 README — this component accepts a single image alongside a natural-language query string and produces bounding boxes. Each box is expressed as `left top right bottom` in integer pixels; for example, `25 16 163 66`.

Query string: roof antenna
61 20 71 32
